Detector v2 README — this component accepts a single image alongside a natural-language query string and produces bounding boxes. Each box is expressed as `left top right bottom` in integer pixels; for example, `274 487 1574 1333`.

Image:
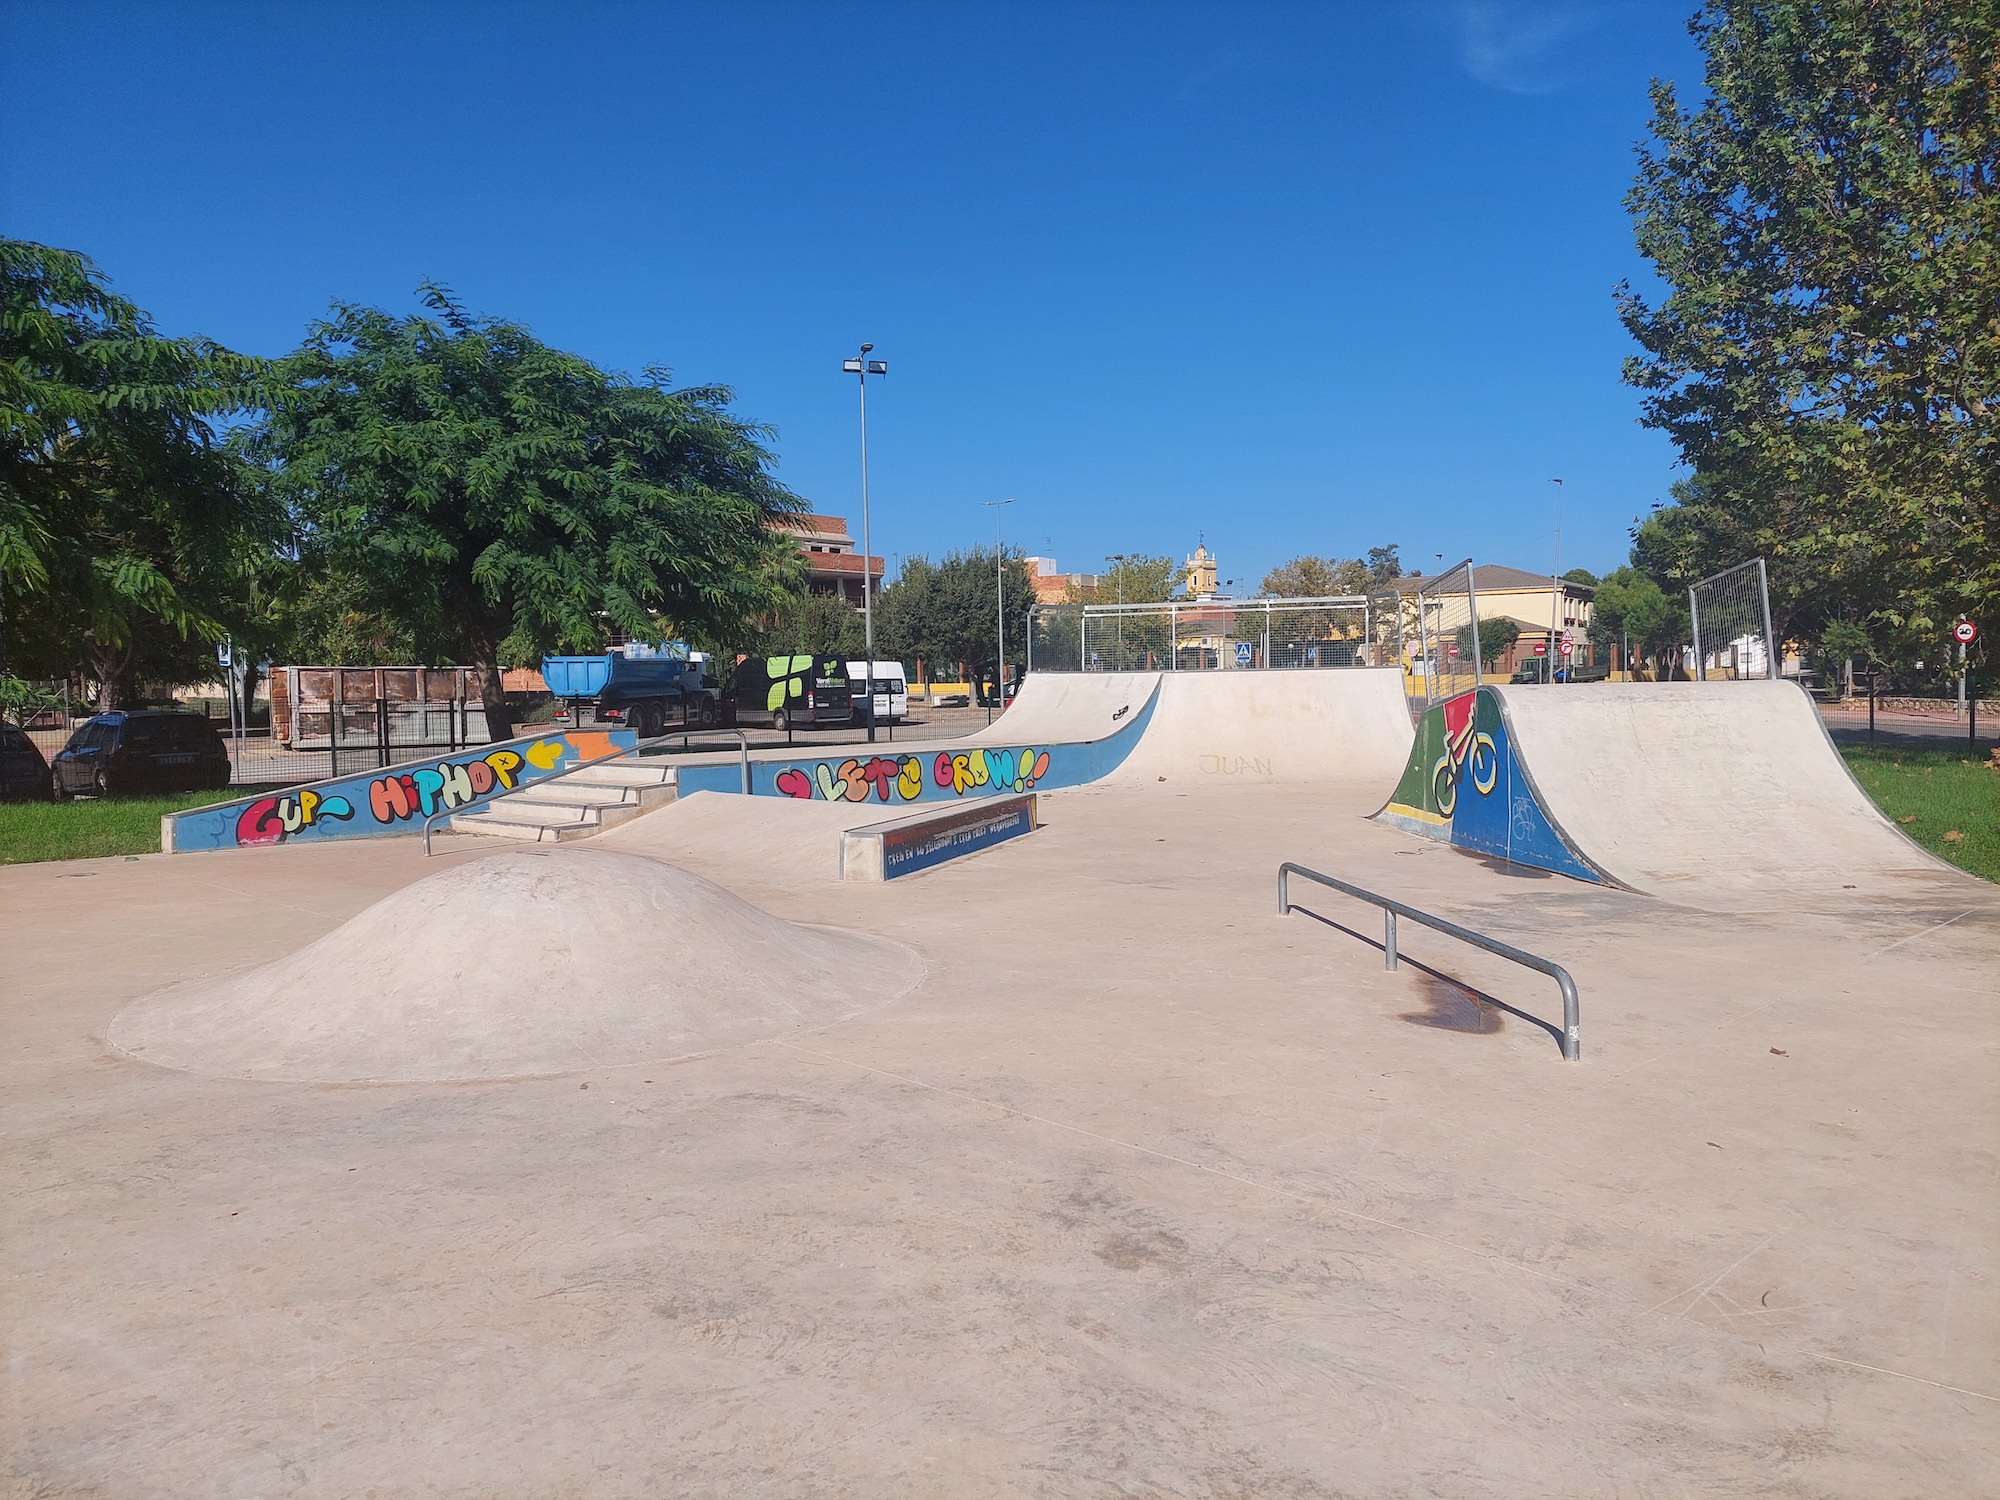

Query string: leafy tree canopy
1260 545 1404 599
1071 553 1175 607
1590 565 1690 673
876 548 1035 677
0 239 272 704
1619 0 1999 647
752 587 866 663
250 285 803 736
1454 616 1520 668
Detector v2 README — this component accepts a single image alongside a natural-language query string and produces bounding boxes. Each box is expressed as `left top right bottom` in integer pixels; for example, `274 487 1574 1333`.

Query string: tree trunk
86 639 135 711
237 660 262 730
475 656 514 742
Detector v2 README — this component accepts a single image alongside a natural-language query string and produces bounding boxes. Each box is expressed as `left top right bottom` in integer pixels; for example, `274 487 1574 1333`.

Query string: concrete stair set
447 760 678 843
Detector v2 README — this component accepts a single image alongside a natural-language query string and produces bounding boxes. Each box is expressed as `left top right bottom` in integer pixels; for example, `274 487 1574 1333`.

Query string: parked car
731 655 852 729
51 711 232 799
1 724 52 800
844 660 909 726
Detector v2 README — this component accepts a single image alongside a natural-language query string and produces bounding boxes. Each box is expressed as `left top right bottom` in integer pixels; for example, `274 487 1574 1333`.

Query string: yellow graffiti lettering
486 750 523 789
299 788 321 826
897 756 922 800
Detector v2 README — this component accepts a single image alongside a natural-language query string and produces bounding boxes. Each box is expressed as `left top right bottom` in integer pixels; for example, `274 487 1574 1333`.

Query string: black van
732 655 852 729
50 710 232 798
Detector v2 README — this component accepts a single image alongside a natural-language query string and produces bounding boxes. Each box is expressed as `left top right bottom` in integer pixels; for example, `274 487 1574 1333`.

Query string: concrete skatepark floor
5 780 1997 1497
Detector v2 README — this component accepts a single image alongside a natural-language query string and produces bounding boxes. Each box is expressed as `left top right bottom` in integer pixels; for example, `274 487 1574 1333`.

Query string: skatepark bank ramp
1376 681 1980 904
671 668 1415 810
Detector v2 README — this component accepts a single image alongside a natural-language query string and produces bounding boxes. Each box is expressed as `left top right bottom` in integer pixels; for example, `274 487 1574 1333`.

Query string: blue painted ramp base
1373 687 1614 885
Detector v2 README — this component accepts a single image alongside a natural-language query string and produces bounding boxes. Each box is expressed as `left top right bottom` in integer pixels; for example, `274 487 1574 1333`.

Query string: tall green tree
1619 0 1999 645
1073 553 1175 607
752 587 866 661
875 548 1035 679
251 286 802 737
1 239 271 705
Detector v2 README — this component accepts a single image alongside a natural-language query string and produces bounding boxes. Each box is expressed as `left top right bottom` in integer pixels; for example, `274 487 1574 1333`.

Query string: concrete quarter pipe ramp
672 669 1416 809
1377 680 1979 904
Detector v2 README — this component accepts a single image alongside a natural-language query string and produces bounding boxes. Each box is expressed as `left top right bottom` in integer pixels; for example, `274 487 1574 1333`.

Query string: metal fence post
1465 568 1485 688
1417 598 1432 708
375 696 388 769
1756 557 1777 680
1689 586 1704 681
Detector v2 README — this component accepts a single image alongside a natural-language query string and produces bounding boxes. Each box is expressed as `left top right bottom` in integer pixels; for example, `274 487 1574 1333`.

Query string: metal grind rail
1276 862 1581 1061
423 729 753 855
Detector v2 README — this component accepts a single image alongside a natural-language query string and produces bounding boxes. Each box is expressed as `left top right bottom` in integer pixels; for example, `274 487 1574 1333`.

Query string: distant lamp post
841 344 889 739
983 498 1016 722
1105 553 1130 666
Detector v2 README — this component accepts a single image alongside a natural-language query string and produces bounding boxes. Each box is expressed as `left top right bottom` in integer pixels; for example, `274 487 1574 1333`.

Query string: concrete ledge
840 795 1038 881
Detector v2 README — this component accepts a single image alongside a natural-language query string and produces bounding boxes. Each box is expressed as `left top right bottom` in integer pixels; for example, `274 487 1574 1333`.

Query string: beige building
1389 565 1596 673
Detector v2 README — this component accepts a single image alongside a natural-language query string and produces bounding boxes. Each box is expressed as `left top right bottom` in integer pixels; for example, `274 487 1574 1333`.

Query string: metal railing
1276 862 1581 1061
422 728 754 854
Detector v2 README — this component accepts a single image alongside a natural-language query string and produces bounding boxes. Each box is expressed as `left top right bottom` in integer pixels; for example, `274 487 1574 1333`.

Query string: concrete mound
109 850 923 1083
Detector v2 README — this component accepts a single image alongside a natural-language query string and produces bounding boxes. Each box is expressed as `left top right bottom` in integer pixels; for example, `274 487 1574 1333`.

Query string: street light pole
983 499 1016 724
1549 478 1564 684
842 344 889 740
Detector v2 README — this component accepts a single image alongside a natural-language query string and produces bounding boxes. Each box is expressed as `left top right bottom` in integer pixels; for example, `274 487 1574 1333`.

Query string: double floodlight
842 357 887 375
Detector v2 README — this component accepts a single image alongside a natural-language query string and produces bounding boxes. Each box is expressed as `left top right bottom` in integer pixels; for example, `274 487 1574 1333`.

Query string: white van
845 660 909 725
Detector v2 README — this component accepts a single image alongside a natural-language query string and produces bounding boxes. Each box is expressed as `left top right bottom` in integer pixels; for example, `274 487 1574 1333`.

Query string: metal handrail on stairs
422 729 752 855
1276 862 1581 1061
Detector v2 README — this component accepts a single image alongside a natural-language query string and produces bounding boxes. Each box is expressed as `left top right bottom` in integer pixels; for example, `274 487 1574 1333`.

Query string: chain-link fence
1688 558 1777 681
1380 560 1483 708
12 665 505 792
1028 598 1373 672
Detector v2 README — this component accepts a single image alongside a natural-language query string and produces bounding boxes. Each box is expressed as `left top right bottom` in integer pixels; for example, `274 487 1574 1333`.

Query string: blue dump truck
543 643 720 738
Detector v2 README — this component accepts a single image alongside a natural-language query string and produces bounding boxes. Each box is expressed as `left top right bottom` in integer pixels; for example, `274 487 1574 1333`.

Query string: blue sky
2 1 1703 589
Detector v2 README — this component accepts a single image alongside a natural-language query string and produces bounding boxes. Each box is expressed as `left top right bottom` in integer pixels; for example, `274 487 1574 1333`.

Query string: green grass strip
1840 744 2000 883
0 788 276 866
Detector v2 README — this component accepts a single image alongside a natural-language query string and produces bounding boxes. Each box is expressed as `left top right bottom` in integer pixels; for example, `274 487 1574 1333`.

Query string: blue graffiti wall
162 729 639 853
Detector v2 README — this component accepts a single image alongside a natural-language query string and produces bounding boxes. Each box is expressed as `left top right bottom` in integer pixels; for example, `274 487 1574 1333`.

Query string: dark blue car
51 711 232 799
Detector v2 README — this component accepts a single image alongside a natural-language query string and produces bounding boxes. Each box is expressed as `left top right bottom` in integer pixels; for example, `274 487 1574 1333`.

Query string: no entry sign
1532 641 1548 657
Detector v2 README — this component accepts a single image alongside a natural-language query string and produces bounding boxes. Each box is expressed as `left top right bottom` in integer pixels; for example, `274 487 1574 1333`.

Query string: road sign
1560 629 1575 657
1446 641 1460 659
1954 620 1978 644
216 640 232 667
1234 641 1254 666
1532 641 1548 657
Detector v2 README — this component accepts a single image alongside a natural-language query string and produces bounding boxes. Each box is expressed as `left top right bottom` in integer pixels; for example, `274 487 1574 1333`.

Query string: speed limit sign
1954 620 1978 644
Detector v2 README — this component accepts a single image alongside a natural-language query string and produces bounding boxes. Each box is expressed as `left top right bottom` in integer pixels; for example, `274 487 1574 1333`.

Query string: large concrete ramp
1114 669 1413 788
1497 681 1968 900
1378 681 1982 906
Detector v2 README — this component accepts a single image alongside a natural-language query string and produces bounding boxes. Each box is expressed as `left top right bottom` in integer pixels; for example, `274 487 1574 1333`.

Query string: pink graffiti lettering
776 768 813 799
